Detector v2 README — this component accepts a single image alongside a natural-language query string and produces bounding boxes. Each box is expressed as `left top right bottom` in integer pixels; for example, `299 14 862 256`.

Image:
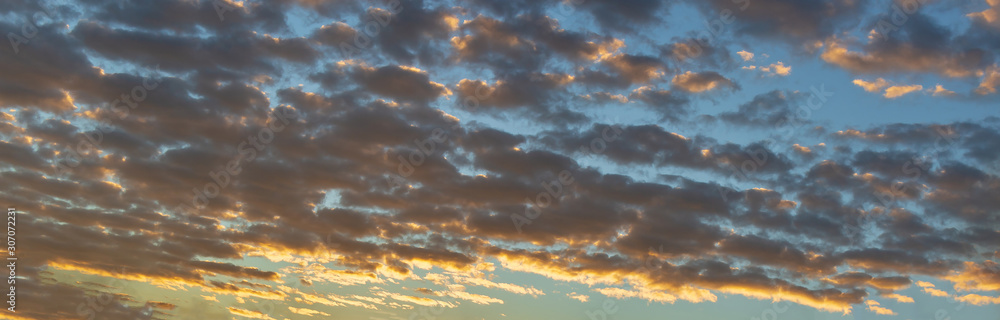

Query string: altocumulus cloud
1 0 999 319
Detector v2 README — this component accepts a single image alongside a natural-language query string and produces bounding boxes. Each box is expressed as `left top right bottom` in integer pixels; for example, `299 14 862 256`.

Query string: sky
1 0 1000 319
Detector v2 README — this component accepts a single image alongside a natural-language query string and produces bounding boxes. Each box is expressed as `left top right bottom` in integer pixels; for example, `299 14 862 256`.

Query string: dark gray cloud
719 90 805 127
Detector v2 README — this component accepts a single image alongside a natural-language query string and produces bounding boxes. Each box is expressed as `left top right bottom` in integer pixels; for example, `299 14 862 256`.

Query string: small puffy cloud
454 275 544 296
865 300 897 315
853 78 890 92
763 62 792 76
955 294 1000 305
745 62 791 76
671 71 737 92
288 306 331 317
228 307 277 320
854 78 925 98
567 292 589 302
743 62 791 76
792 144 812 155
883 293 914 303
594 287 679 304
975 66 1000 95
444 285 504 305
930 84 957 97
923 286 950 297
737 50 754 61
884 84 924 98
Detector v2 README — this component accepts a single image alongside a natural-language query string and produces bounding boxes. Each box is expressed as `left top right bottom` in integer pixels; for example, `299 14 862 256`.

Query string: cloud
350 64 452 102
452 73 584 123
72 21 319 73
567 292 590 302
762 62 791 76
967 0 1000 28
311 22 357 46
946 261 1000 292
854 79 935 99
521 15 624 61
366 0 457 64
576 0 669 31
4 1 1000 319
975 66 1000 95
825 272 912 291
883 293 915 303
853 78 890 93
628 86 690 120
449 14 623 72
822 11 994 80
604 54 666 83
742 62 791 76
454 274 544 296
445 287 505 305
865 300 897 315
719 90 805 127
884 84 924 98
671 71 737 92
228 307 277 320
917 282 951 297
594 286 680 304
930 84 957 97
89 0 291 33
661 39 734 69
287 306 330 317
955 294 1000 305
